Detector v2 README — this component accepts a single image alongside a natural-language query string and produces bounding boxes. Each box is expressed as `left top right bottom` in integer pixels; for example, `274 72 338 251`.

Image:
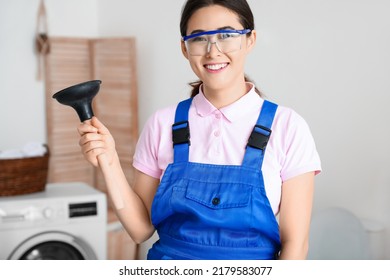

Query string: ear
245 30 257 53
181 40 189 60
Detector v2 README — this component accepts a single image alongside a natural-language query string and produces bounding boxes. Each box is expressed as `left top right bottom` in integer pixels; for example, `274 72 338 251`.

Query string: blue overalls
148 98 281 260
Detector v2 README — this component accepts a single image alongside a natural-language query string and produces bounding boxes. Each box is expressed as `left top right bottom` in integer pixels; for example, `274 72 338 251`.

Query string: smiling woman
180 0 262 99
77 0 321 260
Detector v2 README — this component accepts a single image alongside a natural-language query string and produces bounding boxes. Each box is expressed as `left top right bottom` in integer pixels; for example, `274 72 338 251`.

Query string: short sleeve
132 105 176 179
133 112 163 179
279 110 321 182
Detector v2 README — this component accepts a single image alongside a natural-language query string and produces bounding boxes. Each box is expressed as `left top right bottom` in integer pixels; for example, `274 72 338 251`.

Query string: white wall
0 0 98 150
1 0 390 258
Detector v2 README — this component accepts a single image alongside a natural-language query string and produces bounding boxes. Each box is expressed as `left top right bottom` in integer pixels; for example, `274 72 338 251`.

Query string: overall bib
148 98 281 260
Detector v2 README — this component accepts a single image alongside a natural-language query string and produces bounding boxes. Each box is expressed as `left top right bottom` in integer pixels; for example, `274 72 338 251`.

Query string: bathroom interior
1 0 389 260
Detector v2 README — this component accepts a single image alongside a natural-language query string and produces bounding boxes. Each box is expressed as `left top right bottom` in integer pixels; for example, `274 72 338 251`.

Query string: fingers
77 117 115 167
78 131 104 147
77 120 98 136
78 117 112 151
78 117 110 136
79 133 106 167
91 116 111 135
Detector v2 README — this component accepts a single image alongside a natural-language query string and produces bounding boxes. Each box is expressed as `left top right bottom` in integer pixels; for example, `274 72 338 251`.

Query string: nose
206 41 222 56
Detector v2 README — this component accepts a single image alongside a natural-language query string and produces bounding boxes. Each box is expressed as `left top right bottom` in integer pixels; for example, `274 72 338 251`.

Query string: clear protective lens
184 30 249 56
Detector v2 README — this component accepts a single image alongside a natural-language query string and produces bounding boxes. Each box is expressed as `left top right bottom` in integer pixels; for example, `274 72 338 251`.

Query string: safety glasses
182 29 251 56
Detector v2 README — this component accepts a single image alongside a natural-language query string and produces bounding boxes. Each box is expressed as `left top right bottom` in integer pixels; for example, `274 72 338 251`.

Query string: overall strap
242 100 278 169
172 98 193 163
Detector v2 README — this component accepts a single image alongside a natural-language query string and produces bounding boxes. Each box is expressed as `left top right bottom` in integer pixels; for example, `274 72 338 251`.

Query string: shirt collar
193 83 263 122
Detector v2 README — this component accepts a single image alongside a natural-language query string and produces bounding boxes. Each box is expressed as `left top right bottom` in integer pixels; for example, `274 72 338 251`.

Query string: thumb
91 116 110 135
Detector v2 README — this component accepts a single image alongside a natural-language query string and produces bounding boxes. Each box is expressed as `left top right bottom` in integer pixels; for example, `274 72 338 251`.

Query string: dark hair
180 0 263 98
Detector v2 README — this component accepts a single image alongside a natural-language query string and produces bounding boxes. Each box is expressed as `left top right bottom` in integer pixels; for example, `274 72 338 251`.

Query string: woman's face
182 5 256 93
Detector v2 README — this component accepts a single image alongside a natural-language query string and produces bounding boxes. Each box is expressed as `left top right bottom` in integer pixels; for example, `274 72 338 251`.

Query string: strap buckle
172 121 190 146
247 125 272 150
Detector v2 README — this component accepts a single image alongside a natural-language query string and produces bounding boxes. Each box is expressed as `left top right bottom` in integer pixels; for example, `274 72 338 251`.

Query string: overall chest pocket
184 179 251 209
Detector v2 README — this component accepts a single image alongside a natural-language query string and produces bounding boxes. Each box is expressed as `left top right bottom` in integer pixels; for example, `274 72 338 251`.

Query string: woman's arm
109 160 159 243
278 171 315 259
78 117 159 244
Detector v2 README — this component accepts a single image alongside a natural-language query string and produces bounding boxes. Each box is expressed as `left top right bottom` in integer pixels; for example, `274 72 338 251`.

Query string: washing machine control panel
0 201 68 230
42 207 54 219
24 206 59 221
69 202 98 218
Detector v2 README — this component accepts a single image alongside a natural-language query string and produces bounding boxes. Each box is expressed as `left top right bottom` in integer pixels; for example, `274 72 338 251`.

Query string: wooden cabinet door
90 38 138 202
45 38 95 185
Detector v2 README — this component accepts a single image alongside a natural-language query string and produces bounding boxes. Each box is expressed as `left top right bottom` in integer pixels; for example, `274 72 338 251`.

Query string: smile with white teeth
205 63 228 71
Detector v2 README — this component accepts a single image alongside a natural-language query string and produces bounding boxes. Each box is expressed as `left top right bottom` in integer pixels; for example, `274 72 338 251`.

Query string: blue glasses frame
182 29 251 41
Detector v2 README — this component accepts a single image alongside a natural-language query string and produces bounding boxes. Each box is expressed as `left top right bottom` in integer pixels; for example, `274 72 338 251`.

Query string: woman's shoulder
273 103 310 130
146 97 196 127
144 103 178 128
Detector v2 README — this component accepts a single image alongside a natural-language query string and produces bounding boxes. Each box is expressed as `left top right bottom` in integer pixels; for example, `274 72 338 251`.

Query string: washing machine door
9 231 97 260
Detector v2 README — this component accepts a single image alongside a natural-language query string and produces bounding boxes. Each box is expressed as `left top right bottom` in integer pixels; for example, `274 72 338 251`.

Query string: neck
202 80 249 109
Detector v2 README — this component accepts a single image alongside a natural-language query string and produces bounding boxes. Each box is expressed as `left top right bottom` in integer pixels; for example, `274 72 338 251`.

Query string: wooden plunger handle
84 119 124 210
97 153 124 210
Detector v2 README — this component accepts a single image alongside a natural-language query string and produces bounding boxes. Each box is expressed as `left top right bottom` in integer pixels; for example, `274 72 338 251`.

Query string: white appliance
0 182 107 260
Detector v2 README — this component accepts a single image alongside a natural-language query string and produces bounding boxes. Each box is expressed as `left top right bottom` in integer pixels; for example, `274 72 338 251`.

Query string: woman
78 0 321 260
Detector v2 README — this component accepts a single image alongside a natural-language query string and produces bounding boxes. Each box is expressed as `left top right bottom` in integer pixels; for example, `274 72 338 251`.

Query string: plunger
52 80 101 122
52 80 124 209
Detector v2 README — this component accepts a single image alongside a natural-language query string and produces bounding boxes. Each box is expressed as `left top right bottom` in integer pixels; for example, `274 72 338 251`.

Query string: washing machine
0 182 107 260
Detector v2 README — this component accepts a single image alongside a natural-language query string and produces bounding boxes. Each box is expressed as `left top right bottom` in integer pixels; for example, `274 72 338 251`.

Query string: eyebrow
189 26 236 35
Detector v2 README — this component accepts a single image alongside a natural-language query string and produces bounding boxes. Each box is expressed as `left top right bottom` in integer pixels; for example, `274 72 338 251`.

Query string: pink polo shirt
133 84 321 214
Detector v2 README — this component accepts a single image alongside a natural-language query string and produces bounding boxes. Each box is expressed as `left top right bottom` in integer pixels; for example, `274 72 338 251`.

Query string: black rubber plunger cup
52 80 101 122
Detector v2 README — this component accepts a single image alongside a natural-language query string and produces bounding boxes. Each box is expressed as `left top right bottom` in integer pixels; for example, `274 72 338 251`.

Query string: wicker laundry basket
0 145 49 196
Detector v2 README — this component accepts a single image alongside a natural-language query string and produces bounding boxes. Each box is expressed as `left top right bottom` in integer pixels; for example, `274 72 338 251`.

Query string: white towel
0 142 46 159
